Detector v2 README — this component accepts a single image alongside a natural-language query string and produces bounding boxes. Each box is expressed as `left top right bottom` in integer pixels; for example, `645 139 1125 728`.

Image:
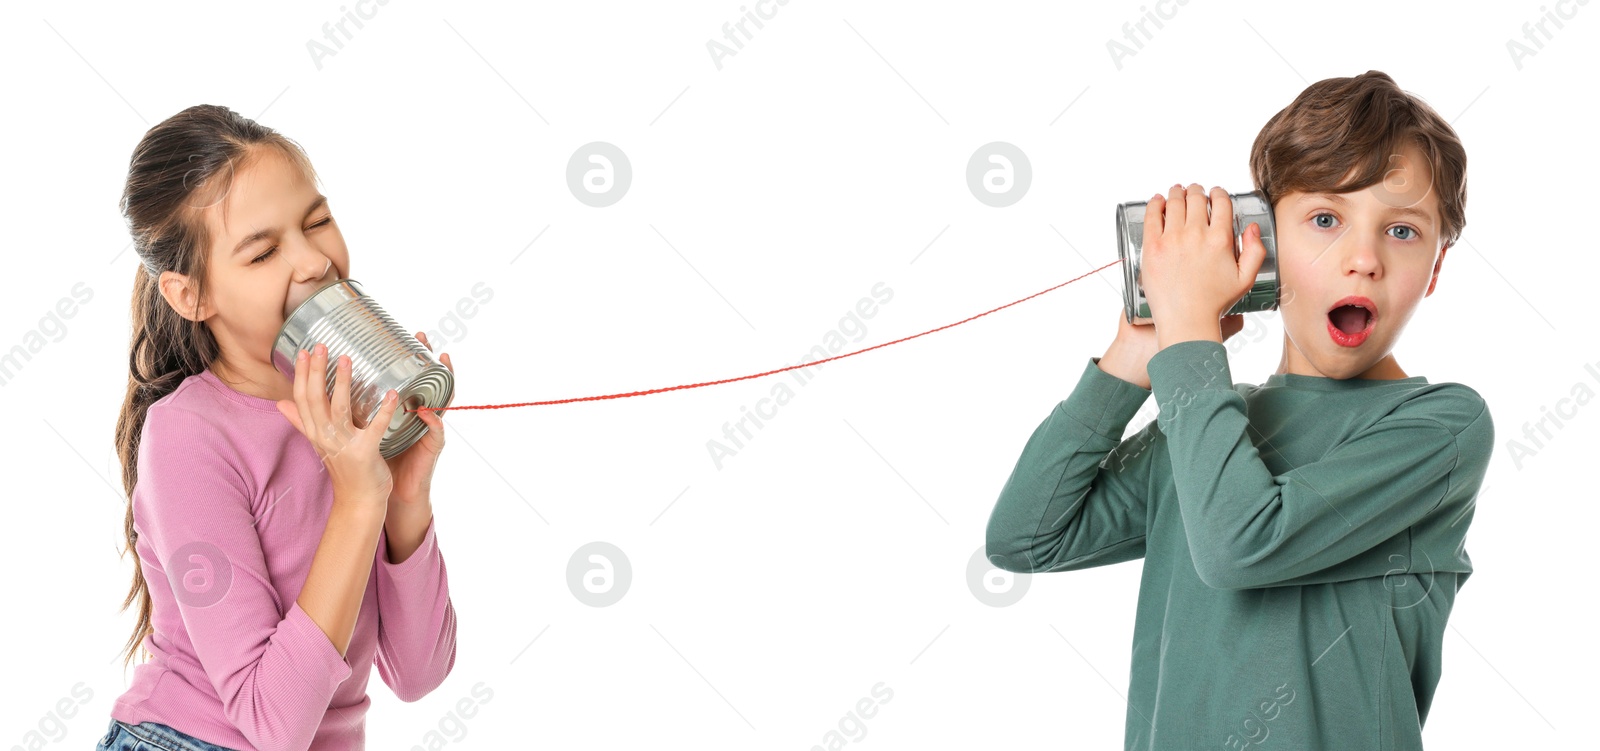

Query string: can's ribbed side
308 298 418 411
275 279 455 460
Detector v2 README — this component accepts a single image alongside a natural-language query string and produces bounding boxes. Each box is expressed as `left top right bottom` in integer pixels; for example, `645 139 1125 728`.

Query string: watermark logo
706 282 894 469
567 541 632 607
0 282 93 389
706 0 794 70
1506 0 1588 70
167 540 232 608
966 142 1030 207
1222 681 1296 750
422 282 495 349
408 681 493 750
1106 0 1194 71
14 682 92 749
967 545 1029 607
567 142 632 207
808 682 893 750
306 0 394 71
1503 356 1599 469
1382 549 1437 610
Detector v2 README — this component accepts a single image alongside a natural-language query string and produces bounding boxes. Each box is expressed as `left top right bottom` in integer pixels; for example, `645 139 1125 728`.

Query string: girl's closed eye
250 216 334 264
1309 212 1420 241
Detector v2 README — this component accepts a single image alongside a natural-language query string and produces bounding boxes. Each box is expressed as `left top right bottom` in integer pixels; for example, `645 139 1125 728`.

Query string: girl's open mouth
1326 295 1376 347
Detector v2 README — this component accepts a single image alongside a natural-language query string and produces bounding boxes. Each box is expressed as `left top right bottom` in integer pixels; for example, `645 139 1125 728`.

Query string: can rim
1115 203 1138 323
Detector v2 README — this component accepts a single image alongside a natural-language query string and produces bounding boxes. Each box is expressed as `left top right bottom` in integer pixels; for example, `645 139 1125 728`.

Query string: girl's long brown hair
114 104 316 668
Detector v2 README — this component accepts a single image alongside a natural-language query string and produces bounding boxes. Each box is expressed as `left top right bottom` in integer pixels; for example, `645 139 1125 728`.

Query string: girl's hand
383 332 453 508
1140 184 1269 337
275 342 401 504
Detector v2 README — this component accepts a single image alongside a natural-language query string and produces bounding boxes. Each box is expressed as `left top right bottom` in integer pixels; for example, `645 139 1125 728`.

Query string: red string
405 258 1124 414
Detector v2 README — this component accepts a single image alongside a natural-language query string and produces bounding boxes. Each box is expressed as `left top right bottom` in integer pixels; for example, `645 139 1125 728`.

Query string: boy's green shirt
986 339 1493 750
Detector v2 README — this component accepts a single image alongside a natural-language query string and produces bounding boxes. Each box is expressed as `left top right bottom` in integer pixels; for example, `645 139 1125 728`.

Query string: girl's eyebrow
230 194 329 256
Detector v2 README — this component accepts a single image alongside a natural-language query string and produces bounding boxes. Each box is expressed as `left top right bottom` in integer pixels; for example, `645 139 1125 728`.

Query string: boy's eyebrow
1298 192 1435 226
231 195 330 256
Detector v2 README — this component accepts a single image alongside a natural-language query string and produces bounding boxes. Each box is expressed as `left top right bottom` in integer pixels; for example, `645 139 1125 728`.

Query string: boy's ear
1424 243 1450 297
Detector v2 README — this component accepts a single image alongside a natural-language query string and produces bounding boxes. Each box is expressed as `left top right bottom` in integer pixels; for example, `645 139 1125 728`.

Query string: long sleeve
372 520 457 702
134 408 352 751
1146 340 1493 590
986 355 1160 573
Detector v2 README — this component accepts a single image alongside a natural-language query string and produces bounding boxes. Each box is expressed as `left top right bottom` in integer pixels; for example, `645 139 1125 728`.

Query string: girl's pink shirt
111 367 457 751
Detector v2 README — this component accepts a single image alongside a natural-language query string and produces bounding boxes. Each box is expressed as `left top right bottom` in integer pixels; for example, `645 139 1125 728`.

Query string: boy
985 70 1491 750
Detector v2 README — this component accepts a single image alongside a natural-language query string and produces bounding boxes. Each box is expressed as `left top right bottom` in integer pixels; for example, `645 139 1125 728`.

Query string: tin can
1115 189 1280 324
272 279 455 459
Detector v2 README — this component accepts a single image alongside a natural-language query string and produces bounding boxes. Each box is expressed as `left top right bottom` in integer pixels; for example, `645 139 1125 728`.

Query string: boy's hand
1140 184 1268 349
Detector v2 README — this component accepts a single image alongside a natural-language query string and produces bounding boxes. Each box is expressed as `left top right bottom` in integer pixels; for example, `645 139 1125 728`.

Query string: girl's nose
285 243 333 283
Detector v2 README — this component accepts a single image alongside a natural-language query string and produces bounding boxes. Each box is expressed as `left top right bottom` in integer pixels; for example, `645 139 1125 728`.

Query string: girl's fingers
366 389 400 444
275 399 303 433
331 352 352 430
309 344 331 431
292 348 319 442
416 404 445 449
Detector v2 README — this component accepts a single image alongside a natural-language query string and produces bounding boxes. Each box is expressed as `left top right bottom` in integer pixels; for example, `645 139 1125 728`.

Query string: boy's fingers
1166 184 1187 227
1143 194 1165 249
1184 184 1207 232
1241 222 1269 279
1209 187 1232 235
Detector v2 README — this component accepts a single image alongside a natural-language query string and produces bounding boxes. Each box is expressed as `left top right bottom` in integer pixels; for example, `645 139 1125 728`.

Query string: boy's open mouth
1326 295 1377 347
1329 305 1372 334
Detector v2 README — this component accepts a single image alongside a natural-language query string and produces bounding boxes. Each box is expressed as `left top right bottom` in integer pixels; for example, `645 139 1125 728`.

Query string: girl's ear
158 270 212 322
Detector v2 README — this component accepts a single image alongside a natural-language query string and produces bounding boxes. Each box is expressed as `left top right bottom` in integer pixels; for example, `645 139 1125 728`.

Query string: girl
101 104 459 751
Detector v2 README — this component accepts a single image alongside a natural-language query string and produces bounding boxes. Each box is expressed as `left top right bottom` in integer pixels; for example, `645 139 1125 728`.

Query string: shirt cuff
1060 356 1153 439
378 518 440 577
281 601 354 692
1148 339 1235 434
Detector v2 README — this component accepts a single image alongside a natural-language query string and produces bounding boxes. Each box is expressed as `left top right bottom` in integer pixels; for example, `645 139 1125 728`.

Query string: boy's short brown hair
1249 70 1467 248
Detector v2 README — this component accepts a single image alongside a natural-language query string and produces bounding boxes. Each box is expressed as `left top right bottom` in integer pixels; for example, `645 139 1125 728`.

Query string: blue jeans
94 719 240 751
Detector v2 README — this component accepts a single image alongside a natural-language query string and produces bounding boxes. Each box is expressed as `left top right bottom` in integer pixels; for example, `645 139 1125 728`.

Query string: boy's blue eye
1310 213 1419 241
248 217 333 265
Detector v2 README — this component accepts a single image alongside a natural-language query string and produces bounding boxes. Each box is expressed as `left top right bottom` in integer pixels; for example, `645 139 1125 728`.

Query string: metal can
1115 189 1280 324
272 279 455 459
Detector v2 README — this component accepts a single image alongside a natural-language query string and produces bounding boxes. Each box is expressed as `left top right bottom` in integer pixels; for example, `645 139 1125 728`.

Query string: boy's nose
1341 236 1382 278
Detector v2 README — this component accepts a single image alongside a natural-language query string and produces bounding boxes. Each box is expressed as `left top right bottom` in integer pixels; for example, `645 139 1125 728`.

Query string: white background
2 0 1595 748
